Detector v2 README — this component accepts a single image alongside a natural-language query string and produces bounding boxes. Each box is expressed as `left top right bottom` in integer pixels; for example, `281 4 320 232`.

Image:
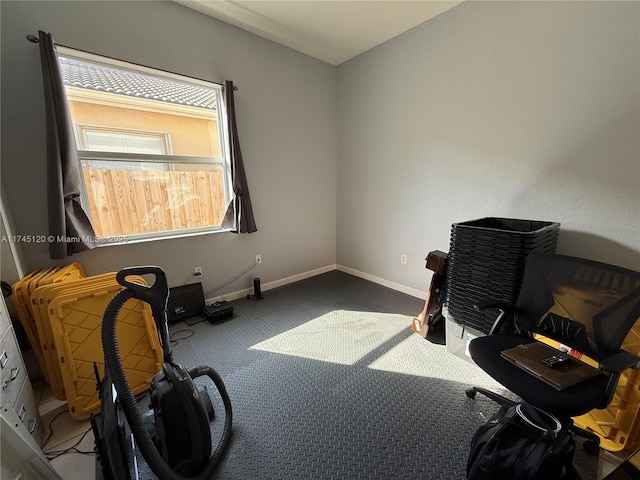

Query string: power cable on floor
43 410 95 461
170 328 195 346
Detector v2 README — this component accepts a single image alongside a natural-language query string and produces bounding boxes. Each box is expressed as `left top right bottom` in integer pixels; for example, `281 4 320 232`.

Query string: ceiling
174 0 463 65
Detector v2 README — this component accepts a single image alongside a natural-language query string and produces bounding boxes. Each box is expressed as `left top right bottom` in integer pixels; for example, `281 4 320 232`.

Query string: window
82 128 169 154
57 47 231 241
79 126 169 170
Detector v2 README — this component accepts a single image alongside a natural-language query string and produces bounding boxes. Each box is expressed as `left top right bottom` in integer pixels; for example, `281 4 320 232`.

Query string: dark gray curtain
221 80 257 233
38 31 97 259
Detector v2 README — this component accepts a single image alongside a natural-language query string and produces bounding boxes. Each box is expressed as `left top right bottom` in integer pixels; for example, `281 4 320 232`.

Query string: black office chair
465 252 640 453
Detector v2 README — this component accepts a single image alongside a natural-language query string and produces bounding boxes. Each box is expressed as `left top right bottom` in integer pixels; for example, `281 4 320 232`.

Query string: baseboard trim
206 263 425 303
336 265 426 300
205 264 338 303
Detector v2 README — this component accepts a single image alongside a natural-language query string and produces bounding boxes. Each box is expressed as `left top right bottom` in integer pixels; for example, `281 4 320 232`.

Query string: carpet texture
103 270 597 479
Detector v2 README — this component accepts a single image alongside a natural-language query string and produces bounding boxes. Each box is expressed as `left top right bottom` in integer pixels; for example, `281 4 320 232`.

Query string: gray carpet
116 270 597 479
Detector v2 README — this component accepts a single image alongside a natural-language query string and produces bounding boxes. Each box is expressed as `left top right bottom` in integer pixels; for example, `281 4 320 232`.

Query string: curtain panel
38 31 97 259
221 80 257 234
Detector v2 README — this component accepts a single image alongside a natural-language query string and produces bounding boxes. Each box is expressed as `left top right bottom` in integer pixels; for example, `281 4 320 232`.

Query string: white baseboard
205 264 337 303
336 265 426 300
206 263 425 304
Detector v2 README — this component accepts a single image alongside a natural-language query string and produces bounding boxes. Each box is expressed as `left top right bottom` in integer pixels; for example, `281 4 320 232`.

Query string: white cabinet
1 403 61 480
0 293 43 445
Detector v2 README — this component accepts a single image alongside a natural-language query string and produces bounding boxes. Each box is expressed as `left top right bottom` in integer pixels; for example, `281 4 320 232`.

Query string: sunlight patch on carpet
368 334 505 389
249 310 409 365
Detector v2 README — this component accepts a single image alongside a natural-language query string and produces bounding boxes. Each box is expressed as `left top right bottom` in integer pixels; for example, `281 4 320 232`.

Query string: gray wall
337 0 640 293
1 1 338 294
1 1 638 299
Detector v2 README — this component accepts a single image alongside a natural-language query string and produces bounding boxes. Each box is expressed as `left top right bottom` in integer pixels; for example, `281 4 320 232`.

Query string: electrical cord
46 428 94 460
43 410 95 461
42 409 66 448
170 328 195 346
179 260 258 295
203 260 258 297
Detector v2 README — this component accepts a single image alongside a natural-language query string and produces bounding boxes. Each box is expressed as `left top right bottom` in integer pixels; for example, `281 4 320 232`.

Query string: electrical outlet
400 254 407 264
256 255 262 264
194 266 202 277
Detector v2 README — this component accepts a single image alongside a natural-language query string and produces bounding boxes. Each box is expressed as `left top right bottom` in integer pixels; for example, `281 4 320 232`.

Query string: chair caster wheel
583 439 600 456
465 388 477 399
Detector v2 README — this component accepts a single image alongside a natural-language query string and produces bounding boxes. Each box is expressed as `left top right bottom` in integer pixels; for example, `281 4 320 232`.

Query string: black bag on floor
467 402 576 480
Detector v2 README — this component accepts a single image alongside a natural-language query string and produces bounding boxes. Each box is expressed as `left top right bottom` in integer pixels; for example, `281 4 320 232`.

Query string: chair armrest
599 350 640 374
473 299 515 335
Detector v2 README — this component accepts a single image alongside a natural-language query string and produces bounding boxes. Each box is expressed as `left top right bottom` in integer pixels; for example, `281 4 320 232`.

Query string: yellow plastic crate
12 269 55 382
49 263 85 284
532 287 640 452
46 278 163 420
11 265 85 383
572 319 640 452
31 273 116 400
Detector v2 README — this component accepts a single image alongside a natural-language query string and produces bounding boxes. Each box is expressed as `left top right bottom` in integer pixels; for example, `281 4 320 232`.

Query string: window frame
57 46 233 244
77 124 172 154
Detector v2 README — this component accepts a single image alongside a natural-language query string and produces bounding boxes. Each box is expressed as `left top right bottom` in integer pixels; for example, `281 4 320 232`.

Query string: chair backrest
514 253 640 361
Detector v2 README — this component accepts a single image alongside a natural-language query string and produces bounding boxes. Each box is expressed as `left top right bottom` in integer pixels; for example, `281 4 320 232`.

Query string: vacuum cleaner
91 266 232 480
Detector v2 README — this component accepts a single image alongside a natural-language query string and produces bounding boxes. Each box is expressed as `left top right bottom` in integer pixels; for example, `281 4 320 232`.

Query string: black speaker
253 278 263 299
167 283 204 323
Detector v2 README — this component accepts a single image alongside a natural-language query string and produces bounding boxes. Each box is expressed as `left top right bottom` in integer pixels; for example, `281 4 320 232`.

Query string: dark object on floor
411 250 448 341
247 277 264 300
167 282 205 324
467 402 576 480
91 366 137 479
202 301 234 323
1 280 12 298
465 253 640 477
93 266 232 480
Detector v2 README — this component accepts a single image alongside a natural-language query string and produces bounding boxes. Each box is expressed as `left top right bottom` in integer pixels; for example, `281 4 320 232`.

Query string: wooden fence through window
82 168 226 238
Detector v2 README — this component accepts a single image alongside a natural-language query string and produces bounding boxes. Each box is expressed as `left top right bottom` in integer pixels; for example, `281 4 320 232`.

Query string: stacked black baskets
445 217 560 334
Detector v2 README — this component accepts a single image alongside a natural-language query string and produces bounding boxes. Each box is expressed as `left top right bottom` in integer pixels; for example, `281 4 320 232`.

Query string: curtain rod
26 34 237 91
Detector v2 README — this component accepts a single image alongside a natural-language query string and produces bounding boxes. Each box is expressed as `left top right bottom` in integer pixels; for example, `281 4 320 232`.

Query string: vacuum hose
102 289 233 480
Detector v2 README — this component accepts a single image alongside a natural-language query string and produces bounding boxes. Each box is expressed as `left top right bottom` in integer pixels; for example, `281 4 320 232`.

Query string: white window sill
94 227 233 247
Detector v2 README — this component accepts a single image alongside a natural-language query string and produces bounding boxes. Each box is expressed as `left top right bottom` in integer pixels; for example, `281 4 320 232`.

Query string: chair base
465 386 516 407
466 386 602 479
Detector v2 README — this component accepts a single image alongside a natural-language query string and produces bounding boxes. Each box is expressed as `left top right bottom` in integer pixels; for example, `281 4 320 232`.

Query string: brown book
501 342 601 391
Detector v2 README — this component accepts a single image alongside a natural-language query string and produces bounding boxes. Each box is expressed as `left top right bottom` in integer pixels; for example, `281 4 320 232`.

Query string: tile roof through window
59 57 217 111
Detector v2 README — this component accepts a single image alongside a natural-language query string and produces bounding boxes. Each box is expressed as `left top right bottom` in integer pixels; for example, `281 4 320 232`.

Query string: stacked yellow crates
11 264 85 383
536 322 640 452
11 266 163 420
572 319 640 452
